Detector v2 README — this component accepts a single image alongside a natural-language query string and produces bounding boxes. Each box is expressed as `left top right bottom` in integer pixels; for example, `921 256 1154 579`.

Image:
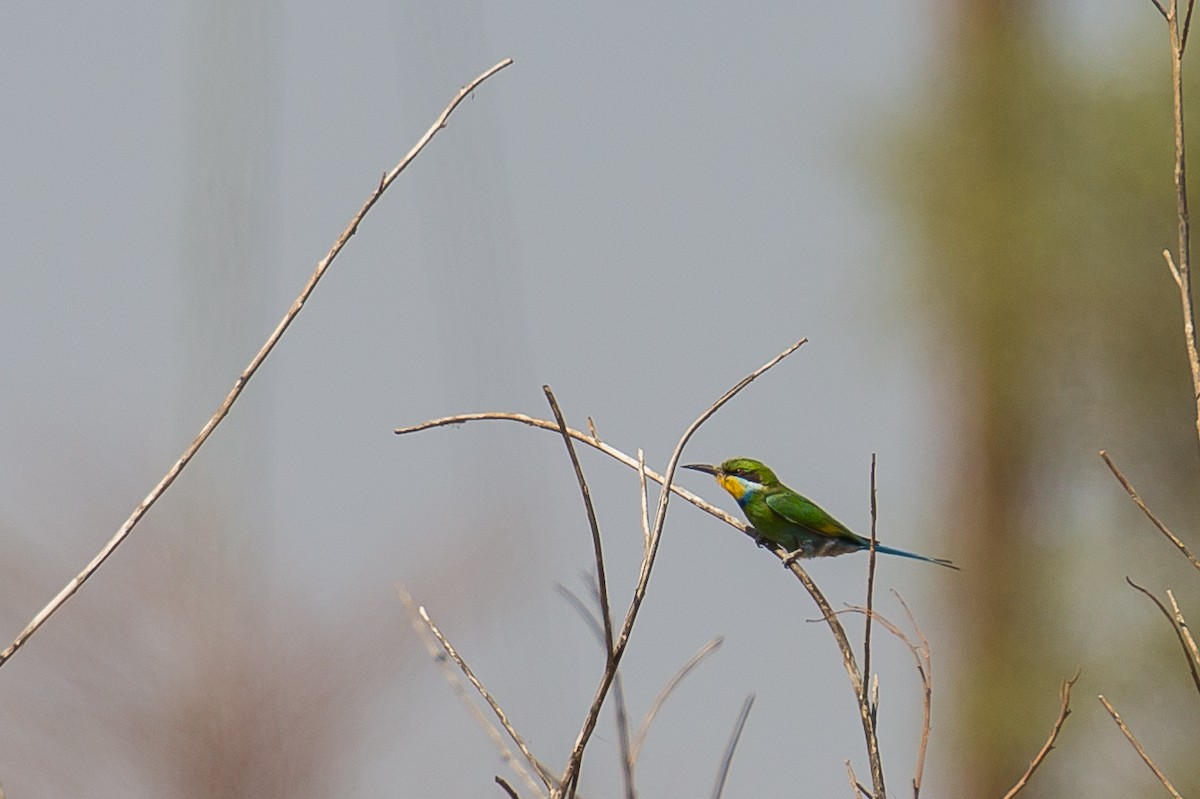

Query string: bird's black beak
682 463 720 476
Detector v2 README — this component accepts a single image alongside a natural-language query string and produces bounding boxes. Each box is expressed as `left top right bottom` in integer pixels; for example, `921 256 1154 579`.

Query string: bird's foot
751 529 771 549
781 548 806 567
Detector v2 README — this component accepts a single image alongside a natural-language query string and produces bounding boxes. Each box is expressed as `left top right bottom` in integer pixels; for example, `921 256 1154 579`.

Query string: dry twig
629 636 725 766
709 694 755 799
399 584 552 797
398 339 807 798
1000 672 1079 799
1156 0 1200 445
0 58 515 669
554 338 807 798
840 592 933 796
416 603 554 794
862 454 879 723
544 387 615 659
554 579 636 799
1126 578 1200 696
1098 695 1184 799
844 760 872 799
1099 451 1200 571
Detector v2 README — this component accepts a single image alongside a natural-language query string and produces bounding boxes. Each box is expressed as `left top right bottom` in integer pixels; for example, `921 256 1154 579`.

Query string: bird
682 458 958 569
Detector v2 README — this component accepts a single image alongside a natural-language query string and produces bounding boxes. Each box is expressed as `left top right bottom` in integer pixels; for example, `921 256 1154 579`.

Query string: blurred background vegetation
893 2 1200 796
2 2 1200 797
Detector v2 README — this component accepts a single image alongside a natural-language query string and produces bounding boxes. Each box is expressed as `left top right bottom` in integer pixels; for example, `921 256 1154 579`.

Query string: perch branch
555 338 807 798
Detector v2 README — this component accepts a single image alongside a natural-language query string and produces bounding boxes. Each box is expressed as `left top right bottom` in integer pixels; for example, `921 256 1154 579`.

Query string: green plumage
683 458 958 569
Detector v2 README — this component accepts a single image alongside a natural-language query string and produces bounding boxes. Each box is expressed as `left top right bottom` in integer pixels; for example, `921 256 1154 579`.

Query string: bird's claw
781 548 805 568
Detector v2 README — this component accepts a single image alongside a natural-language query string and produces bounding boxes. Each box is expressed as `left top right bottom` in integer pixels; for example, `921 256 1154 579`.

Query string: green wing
764 491 867 545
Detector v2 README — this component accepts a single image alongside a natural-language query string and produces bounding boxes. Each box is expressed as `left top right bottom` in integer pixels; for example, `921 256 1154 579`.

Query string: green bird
683 458 958 569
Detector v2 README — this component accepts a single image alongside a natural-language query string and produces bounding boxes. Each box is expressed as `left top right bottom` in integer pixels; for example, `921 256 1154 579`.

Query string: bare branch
845 760 873 799
1184 0 1196 53
638 449 651 556
1098 695 1184 798
1126 579 1200 696
416 602 553 794
1150 0 1169 22
630 636 725 765
0 58 515 670
789 559 884 796
544 387 615 660
555 580 635 799
709 694 755 799
496 777 521 799
396 339 809 797
1000 672 1079 799
398 413 742 533
1161 0 1200 440
1166 590 1200 693
840 594 932 797
863 454 879 723
1099 451 1200 571
399 584 551 797
556 339 807 798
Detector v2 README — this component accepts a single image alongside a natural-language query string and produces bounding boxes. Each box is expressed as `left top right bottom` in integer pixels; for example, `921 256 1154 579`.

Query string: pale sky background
0 2 1154 797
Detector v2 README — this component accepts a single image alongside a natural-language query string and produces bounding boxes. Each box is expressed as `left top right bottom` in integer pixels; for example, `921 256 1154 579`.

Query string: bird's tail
872 543 959 570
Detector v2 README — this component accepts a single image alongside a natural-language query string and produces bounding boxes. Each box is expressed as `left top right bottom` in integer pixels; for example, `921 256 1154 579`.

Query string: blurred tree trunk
891 2 1200 796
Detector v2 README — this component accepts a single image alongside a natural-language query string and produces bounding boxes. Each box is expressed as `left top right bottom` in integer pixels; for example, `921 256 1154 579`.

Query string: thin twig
496 777 521 799
845 760 873 799
863 454 879 724
840 594 932 797
629 636 725 765
394 395 889 792
1151 0 1170 22
1126 578 1200 696
1183 0 1196 53
1159 0 1200 444
788 558 885 797
638 449 651 556
1165 590 1200 693
582 578 636 799
1000 672 1079 799
0 58 515 670
417 603 553 794
1098 695 1184 799
709 694 755 799
893 593 932 797
398 413 740 531
555 580 636 799
399 584 551 797
555 339 807 798
544 387 615 660
1099 451 1200 572
396 340 807 795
